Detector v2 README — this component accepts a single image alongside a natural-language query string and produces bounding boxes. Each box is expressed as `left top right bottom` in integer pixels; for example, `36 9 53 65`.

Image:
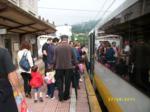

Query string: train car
88 30 150 112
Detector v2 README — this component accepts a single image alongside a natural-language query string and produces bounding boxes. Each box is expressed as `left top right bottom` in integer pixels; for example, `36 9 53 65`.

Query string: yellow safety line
84 72 102 112
94 73 123 112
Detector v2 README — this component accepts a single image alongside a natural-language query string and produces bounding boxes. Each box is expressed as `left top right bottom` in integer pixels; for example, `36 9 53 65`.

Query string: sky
38 0 127 26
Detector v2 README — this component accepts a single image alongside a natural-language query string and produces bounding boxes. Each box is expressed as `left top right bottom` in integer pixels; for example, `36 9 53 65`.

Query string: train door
89 32 95 80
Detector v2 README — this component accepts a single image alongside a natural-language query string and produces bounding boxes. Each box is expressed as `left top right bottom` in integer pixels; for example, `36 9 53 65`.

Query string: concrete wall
1 33 39 64
22 34 38 58
11 35 20 64
0 34 20 64
0 35 4 48
19 0 38 16
2 0 39 64
9 0 38 16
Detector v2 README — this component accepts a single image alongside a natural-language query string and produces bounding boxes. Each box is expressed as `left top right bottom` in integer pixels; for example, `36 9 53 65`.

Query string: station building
0 0 56 65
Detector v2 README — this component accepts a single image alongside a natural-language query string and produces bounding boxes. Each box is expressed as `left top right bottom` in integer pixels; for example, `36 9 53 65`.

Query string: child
78 60 85 82
78 63 85 74
44 69 55 99
30 65 44 103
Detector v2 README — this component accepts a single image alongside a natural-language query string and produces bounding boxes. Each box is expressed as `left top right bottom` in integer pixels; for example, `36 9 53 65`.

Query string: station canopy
0 0 56 35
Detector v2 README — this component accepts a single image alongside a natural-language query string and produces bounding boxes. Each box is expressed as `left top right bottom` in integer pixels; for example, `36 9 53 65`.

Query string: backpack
19 52 30 71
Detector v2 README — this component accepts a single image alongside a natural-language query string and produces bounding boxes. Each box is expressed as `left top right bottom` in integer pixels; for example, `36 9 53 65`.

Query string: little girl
44 69 55 99
78 59 85 82
30 65 44 103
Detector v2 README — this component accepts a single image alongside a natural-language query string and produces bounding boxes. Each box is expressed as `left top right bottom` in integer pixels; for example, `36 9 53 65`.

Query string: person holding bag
0 47 24 112
18 41 34 98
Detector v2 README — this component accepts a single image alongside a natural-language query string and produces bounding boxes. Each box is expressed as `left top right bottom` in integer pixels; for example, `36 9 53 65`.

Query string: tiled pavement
26 80 90 112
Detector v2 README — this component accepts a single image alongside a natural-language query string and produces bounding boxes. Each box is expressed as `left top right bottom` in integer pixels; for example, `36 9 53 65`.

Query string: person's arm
2 49 25 96
43 50 47 56
71 48 78 65
53 47 57 68
8 71 25 97
42 44 48 56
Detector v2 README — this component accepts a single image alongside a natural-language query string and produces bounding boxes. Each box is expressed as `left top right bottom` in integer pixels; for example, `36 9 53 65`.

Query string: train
88 30 150 112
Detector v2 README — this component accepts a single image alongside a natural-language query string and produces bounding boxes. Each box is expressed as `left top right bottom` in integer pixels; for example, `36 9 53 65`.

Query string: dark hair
69 41 73 44
47 38 52 41
52 37 59 43
112 41 116 45
81 45 85 49
31 65 38 72
20 41 31 50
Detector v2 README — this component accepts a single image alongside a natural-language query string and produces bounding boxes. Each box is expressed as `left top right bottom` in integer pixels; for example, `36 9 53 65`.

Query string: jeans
47 83 55 98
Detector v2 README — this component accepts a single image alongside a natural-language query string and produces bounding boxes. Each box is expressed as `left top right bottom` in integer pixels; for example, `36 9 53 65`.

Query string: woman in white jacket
17 41 33 98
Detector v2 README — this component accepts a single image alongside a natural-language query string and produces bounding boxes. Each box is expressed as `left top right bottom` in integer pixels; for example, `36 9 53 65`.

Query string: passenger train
88 29 150 112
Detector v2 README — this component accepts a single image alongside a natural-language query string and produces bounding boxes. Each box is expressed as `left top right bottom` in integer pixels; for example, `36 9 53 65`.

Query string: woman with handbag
17 41 34 98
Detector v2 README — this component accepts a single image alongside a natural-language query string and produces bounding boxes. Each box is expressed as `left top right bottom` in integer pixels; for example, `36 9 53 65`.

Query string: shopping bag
21 98 30 112
14 91 32 112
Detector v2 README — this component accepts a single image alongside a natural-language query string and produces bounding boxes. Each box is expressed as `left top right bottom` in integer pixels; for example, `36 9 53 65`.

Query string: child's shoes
39 97 43 102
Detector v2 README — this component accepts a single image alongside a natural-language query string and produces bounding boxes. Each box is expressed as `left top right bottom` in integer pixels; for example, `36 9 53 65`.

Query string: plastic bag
14 91 32 112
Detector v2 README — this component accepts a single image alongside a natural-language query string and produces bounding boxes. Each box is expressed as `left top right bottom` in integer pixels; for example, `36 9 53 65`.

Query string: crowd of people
0 34 89 112
96 39 150 92
41 35 88 101
18 35 88 103
1 34 149 112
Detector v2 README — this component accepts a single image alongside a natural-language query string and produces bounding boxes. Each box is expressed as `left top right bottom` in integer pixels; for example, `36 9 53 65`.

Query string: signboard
0 29 7 34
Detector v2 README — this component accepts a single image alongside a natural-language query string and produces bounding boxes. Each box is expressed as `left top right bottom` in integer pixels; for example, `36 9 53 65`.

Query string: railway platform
26 80 89 112
24 59 101 112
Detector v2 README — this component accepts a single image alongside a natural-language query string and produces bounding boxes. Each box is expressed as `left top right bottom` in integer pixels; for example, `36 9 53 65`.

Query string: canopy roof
0 0 56 35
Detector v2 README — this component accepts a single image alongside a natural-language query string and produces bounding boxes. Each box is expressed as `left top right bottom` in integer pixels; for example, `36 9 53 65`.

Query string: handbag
14 91 32 112
19 52 30 71
13 78 32 112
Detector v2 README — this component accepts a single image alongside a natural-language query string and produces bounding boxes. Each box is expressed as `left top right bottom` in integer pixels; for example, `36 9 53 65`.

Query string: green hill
72 20 98 33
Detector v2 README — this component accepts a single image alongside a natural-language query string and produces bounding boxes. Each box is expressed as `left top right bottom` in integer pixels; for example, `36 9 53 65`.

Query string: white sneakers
50 96 55 100
45 95 55 100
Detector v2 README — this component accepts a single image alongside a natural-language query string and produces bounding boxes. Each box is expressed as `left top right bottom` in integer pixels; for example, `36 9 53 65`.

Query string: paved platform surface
26 80 90 112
